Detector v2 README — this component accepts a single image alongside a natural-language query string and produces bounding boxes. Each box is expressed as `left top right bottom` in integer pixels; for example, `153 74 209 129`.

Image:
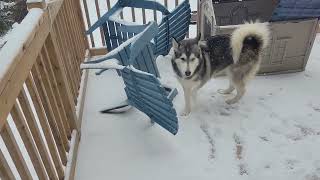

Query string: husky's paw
218 89 232 94
180 109 191 116
225 98 238 105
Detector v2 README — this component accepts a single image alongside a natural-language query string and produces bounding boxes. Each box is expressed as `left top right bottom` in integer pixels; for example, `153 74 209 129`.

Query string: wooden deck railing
0 0 88 178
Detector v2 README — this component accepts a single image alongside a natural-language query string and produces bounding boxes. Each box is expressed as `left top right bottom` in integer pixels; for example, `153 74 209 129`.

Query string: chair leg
164 85 178 101
95 69 109 75
100 100 131 114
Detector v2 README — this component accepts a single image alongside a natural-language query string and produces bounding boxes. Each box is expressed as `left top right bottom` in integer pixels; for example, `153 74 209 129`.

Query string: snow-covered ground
75 32 320 179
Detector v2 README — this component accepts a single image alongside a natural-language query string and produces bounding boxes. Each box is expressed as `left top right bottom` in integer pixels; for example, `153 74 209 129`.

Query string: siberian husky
171 22 270 116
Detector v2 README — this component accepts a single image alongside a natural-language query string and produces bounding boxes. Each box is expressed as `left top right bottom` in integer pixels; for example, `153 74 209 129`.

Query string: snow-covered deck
75 36 320 180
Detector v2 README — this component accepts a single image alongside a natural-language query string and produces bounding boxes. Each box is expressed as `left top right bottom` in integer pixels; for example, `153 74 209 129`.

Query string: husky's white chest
177 78 202 90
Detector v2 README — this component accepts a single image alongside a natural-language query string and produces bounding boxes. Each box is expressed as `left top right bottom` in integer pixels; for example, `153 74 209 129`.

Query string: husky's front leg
191 85 201 107
181 86 192 116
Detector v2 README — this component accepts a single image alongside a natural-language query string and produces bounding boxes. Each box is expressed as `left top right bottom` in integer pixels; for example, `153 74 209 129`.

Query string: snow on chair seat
86 0 191 57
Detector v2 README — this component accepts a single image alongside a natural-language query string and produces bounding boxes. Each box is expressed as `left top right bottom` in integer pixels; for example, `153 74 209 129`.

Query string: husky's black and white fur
171 22 270 116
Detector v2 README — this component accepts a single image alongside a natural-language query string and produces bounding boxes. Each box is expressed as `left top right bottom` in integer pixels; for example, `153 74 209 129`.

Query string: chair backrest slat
169 12 190 30
121 67 178 134
123 82 174 113
154 0 191 55
120 24 129 42
147 44 160 76
123 74 161 95
140 45 159 76
107 21 119 49
115 22 124 45
135 52 149 74
128 32 135 38
102 23 112 50
151 111 178 135
118 47 129 66
169 2 190 21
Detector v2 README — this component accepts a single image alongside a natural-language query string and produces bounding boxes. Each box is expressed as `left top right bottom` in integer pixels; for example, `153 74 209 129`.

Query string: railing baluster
58 12 81 89
59 6 81 84
0 149 15 180
1 122 33 180
68 0 87 55
142 8 146 24
131 7 136 22
95 0 106 46
106 0 111 10
82 0 95 47
35 55 70 154
10 102 48 180
31 64 69 165
46 34 79 131
25 75 65 178
42 45 72 138
53 22 78 98
153 9 157 22
64 0 83 63
18 88 59 180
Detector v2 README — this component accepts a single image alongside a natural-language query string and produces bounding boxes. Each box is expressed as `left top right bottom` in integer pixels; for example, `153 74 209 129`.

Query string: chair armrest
80 59 124 70
120 0 170 15
86 2 121 34
82 52 117 65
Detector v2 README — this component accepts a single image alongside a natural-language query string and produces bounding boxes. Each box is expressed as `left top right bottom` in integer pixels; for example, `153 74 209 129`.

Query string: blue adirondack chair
81 22 178 135
82 61 179 135
82 0 190 112
272 0 320 21
85 22 161 78
86 0 191 56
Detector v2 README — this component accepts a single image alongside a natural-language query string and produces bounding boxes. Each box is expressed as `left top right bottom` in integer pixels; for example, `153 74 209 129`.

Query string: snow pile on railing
0 8 43 83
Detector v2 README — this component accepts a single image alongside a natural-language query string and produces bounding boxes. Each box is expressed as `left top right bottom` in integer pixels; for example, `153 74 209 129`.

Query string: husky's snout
185 70 191 77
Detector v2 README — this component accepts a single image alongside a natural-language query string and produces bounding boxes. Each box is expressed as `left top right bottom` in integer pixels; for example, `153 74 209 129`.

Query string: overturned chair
86 0 191 56
81 22 179 135
81 0 191 111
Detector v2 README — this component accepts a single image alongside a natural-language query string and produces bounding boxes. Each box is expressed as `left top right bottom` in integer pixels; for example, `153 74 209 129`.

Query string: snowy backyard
1 0 320 179
75 33 320 179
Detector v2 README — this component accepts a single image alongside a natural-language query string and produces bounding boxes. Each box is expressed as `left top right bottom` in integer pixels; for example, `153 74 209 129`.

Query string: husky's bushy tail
231 22 270 63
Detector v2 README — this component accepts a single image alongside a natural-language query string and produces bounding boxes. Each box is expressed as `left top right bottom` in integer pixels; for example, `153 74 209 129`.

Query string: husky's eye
191 58 196 61
180 57 186 61
174 51 181 57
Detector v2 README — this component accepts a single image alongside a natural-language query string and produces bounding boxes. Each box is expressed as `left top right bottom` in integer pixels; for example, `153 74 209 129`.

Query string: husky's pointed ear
172 37 179 49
